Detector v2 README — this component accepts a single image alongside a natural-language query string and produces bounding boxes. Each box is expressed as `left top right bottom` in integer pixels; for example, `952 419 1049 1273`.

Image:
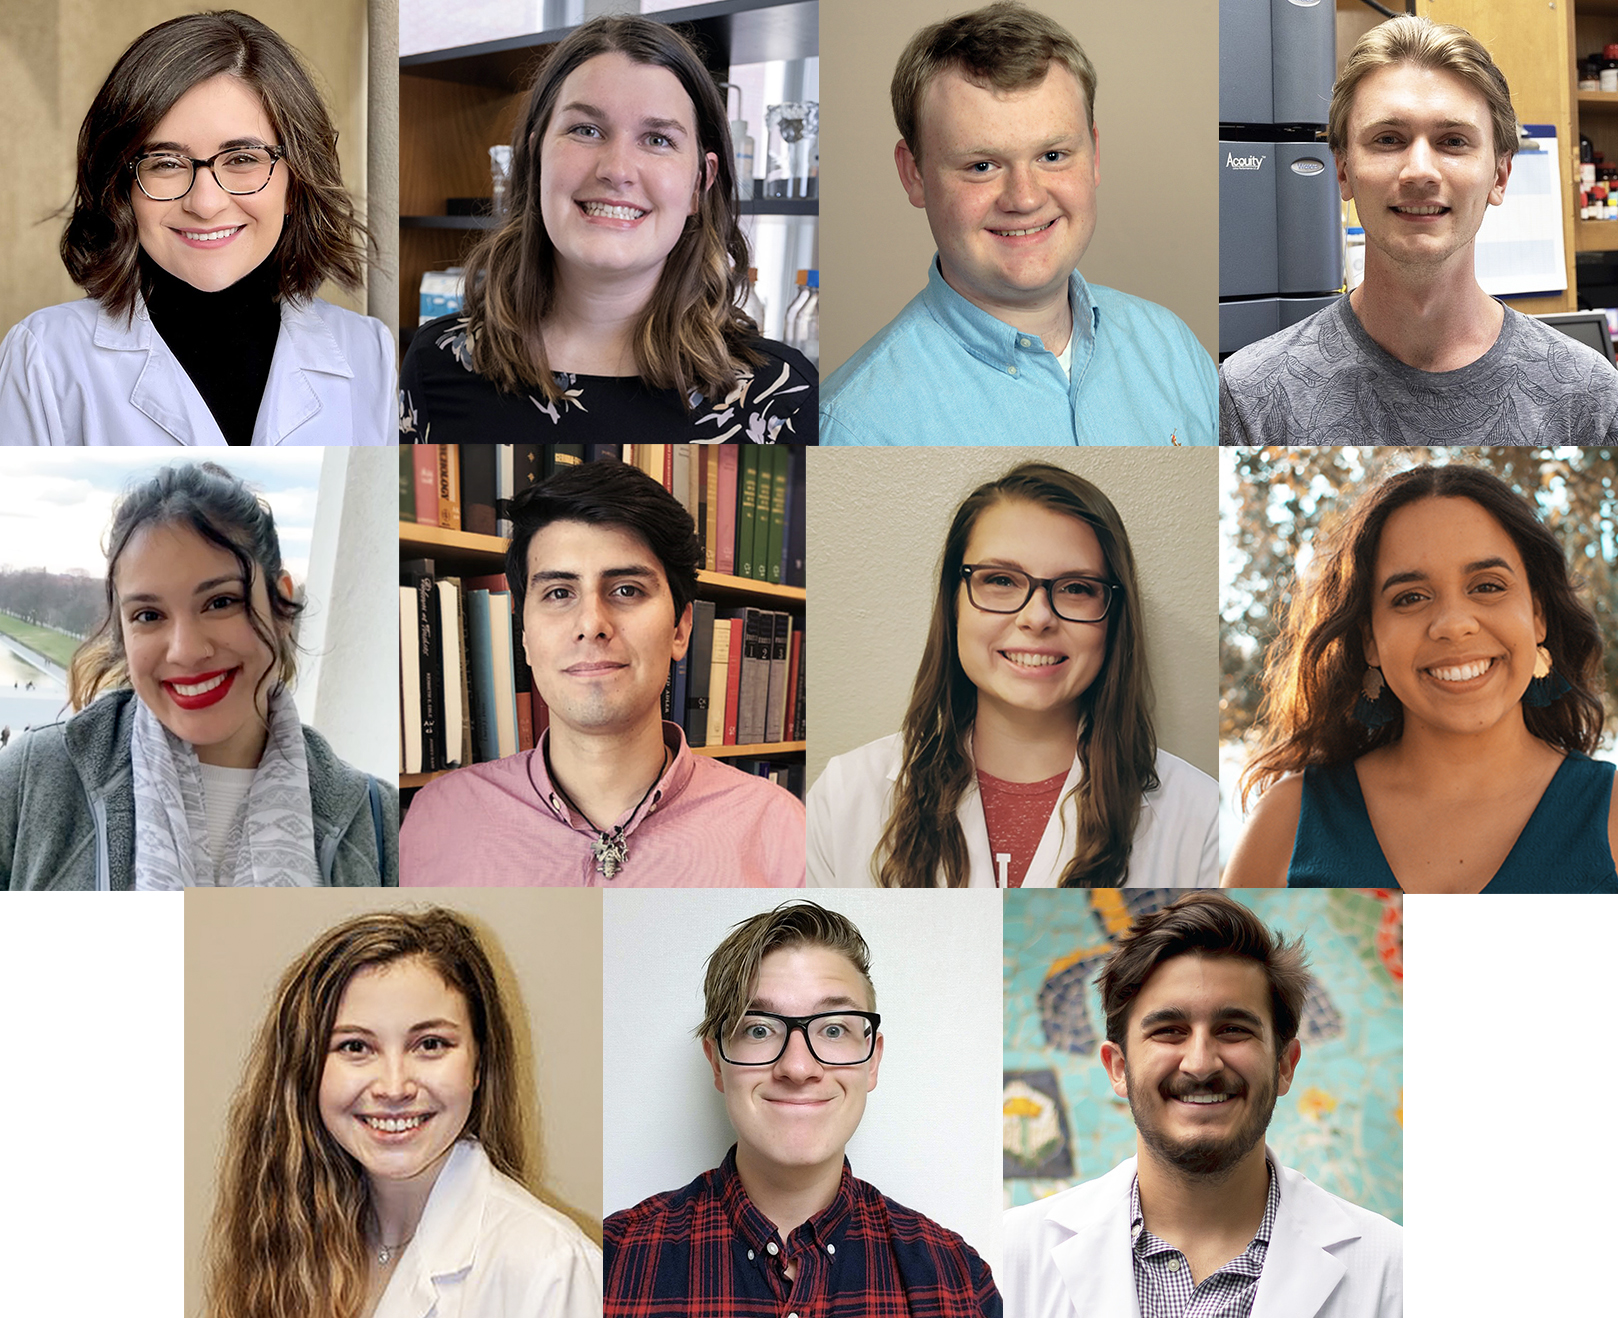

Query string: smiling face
1365 495 1544 739
1101 953 1297 1180
703 945 882 1184
522 519 692 740
1336 62 1510 277
116 521 285 769
897 63 1099 324
318 956 479 1196
538 51 717 290
131 74 288 292
955 498 1110 729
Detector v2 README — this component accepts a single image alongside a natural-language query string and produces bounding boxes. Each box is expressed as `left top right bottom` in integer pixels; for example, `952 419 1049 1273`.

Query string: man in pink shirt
401 460 804 887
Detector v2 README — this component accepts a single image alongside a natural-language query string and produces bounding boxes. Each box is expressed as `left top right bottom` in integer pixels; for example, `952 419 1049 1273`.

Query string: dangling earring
1522 644 1571 708
1353 664 1396 729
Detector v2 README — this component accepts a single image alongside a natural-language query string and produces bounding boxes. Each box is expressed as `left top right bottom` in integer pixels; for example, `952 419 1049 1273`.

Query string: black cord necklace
535 742 669 880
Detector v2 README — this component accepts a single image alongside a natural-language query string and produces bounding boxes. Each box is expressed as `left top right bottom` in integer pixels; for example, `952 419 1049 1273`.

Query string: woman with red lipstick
1225 463 1618 891
204 908 602 1318
0 462 396 889
806 462 1218 888
398 14 816 445
0 11 391 446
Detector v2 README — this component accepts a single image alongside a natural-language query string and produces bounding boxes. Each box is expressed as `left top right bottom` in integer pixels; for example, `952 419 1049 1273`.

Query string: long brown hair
459 14 759 405
1242 463 1604 804
875 463 1159 889
204 908 530 1318
61 10 369 323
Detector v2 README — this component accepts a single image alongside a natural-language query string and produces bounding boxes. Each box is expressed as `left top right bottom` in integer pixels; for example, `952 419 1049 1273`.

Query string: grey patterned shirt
1129 1162 1278 1318
1218 294 1618 444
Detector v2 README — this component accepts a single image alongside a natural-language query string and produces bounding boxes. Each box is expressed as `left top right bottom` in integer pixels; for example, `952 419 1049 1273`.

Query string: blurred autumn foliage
1221 447 1618 744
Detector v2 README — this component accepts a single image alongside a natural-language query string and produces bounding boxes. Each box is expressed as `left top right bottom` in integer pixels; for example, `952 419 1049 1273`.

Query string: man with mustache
1001 892 1400 1317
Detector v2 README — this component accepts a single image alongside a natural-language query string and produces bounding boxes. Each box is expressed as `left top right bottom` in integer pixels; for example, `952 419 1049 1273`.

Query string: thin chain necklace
375 1233 413 1266
537 742 668 880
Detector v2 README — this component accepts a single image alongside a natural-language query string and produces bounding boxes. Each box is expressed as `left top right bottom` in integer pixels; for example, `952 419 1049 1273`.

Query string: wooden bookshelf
402 737 805 789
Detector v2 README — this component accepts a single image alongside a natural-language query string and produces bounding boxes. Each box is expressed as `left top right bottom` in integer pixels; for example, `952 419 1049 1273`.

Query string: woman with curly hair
0 10 389 445
205 907 602 1318
1225 463 1617 891
399 14 815 445
807 461 1218 888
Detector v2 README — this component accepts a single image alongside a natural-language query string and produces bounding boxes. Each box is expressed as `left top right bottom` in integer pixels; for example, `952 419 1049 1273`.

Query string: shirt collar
1129 1157 1280 1256
94 292 353 379
528 719 696 833
715 1144 856 1257
917 256 1098 373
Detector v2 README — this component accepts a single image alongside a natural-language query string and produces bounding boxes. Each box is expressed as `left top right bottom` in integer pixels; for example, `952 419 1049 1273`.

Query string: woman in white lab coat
0 11 391 446
807 462 1218 888
204 908 602 1318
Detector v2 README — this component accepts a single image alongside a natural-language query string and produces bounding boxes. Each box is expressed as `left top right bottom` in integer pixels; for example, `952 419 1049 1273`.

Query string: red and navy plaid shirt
605 1147 1002 1318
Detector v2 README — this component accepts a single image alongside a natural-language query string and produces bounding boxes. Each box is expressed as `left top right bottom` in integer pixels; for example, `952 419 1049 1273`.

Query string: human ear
690 152 719 214
1275 1037 1301 1096
1335 150 1353 204
671 600 694 661
1362 622 1380 670
1488 152 1512 207
702 1037 725 1094
864 1031 883 1094
1100 1039 1129 1099
895 139 928 210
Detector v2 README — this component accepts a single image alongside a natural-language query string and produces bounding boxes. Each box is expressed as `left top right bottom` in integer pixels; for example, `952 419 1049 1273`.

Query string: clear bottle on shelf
799 270 819 369
783 269 809 351
743 266 767 332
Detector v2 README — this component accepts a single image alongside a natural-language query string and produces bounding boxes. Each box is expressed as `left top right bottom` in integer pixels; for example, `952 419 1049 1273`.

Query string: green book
751 448 775 582
737 447 759 580
399 446 415 520
765 446 788 585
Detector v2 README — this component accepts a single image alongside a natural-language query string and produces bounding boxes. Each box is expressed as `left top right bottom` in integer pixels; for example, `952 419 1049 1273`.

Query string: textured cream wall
805 446 1218 789
819 0 1218 375
0 0 370 332
184 889 603 1317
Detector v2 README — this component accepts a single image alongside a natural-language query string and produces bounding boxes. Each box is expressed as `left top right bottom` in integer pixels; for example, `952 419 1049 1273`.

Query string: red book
784 628 803 741
716 447 739 575
413 447 439 526
723 616 744 744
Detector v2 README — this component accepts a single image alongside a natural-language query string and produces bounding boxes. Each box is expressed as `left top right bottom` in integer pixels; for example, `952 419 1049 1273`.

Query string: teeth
170 672 228 697
992 220 1054 237
363 1115 427 1133
1429 659 1491 682
582 202 647 220
1177 1094 1233 1104
1394 206 1444 215
184 227 242 242
1002 652 1063 668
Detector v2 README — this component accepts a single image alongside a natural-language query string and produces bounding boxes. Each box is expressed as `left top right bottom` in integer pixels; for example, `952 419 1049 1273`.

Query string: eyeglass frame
960 564 1118 623
716 1010 882 1066
127 145 287 201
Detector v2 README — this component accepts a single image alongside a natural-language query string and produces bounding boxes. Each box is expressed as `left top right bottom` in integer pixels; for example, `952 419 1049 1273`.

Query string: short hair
697 901 876 1043
1328 15 1519 160
69 461 304 712
62 10 370 324
1098 892 1311 1059
504 459 702 621
892 1 1098 165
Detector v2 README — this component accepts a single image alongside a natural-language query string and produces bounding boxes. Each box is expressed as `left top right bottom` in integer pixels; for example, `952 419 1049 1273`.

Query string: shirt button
1019 336 1032 347
747 1250 755 1260
1008 365 1018 376
1168 1258 1182 1272
766 1242 779 1256
826 1243 836 1255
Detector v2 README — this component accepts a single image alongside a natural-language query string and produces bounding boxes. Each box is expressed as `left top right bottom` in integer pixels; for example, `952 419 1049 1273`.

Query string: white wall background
603 887 1004 1270
805 447 1218 789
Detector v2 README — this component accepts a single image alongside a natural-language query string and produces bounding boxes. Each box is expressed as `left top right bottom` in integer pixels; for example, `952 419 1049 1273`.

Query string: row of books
400 561 806 781
399 444 806 588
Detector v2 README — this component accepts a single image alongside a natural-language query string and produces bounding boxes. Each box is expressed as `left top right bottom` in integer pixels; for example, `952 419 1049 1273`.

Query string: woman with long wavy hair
205 907 601 1318
398 14 815 445
806 462 1218 888
1225 463 1616 891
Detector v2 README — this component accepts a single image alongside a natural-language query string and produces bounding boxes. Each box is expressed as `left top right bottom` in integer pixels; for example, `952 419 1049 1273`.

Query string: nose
595 133 637 189
1014 581 1059 630
1398 136 1441 188
575 590 615 641
371 1052 418 1101
772 1025 826 1081
999 160 1045 213
166 612 215 667
1178 1026 1224 1082
181 163 232 219
1428 592 1480 641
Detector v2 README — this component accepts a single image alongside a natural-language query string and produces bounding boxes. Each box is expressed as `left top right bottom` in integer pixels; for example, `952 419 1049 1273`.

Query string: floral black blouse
399 314 817 444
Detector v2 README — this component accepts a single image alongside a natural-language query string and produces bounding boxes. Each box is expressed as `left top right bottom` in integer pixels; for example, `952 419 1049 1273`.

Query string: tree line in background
1223 447 1618 744
0 569 103 640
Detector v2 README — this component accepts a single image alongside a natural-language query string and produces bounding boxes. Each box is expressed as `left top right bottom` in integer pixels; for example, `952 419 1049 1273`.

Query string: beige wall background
819 0 1219 375
0 0 371 333
184 889 603 1317
805 446 1218 789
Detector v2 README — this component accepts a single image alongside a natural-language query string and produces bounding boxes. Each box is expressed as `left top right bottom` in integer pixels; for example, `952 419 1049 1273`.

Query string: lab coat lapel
1250 1156 1355 1318
955 742 1083 887
98 301 223 445
1022 755 1083 886
1045 1158 1140 1318
253 299 353 445
375 1140 486 1318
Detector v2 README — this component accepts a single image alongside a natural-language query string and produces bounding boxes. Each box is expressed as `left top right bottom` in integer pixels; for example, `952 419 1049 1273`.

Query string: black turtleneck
142 254 283 446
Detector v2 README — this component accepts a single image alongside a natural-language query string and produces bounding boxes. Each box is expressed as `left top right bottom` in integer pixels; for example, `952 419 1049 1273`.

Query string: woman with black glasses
0 10 390 445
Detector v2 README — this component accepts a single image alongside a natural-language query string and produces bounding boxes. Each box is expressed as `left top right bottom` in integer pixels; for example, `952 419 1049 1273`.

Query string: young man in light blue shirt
820 1 1216 447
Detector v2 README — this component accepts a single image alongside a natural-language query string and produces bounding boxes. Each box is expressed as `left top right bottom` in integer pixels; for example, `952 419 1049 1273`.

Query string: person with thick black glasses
605 900 1002 1318
0 10 390 446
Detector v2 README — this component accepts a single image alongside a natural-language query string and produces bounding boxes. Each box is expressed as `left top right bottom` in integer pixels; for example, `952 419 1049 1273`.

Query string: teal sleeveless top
1289 756 1618 892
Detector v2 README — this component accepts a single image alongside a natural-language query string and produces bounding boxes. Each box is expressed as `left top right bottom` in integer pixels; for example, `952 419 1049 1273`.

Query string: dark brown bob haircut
1098 892 1311 1060
61 10 369 323
892 0 1098 165
460 15 760 406
1243 463 1604 804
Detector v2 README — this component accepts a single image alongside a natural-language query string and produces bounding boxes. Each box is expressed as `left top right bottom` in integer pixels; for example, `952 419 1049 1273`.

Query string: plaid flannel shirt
605 1147 1002 1318
1130 1161 1279 1318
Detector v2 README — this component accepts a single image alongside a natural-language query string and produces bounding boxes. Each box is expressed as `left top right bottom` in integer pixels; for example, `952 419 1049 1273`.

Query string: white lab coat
376 1140 603 1318
1001 1152 1402 1318
805 734 1218 887
0 294 394 444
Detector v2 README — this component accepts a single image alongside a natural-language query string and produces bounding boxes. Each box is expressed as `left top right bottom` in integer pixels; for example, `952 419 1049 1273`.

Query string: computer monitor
1536 311 1617 366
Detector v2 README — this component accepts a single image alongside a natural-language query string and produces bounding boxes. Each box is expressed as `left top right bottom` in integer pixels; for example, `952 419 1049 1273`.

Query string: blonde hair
1328 15 1518 159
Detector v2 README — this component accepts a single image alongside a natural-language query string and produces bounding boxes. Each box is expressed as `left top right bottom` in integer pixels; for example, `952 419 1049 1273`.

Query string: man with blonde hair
820 1 1216 447
1220 15 1618 443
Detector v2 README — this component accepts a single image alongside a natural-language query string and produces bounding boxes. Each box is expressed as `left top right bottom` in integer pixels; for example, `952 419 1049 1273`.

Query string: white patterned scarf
131 684 319 889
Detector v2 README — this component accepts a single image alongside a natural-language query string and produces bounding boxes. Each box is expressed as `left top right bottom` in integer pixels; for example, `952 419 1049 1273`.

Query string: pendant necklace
539 743 668 880
376 1234 413 1266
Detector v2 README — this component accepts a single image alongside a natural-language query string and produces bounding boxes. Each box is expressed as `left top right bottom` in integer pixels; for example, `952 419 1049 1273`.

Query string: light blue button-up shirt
820 259 1216 446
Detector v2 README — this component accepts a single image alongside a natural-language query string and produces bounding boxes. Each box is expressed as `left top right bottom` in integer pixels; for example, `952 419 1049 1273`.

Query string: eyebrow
973 557 1103 577
1136 1006 1266 1032
745 994 864 1014
140 137 273 154
330 1018 464 1037
1379 557 1515 594
530 565 660 583
1361 116 1480 134
557 102 689 134
119 574 243 606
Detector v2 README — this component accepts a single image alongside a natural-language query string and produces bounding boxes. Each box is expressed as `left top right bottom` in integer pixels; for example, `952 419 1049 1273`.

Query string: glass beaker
764 102 818 199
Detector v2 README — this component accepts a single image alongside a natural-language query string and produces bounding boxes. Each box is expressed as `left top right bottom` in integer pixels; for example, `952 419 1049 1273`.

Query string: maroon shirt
976 768 1068 888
